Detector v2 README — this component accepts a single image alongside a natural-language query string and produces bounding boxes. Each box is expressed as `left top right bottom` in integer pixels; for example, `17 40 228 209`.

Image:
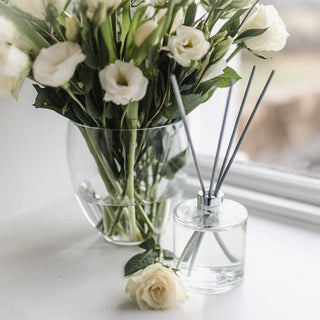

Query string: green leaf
85 94 102 119
78 66 95 94
81 27 99 69
124 250 158 276
212 66 241 88
184 3 197 26
124 5 148 60
219 8 248 36
235 28 268 43
160 149 187 179
139 238 156 250
163 249 174 260
165 91 212 119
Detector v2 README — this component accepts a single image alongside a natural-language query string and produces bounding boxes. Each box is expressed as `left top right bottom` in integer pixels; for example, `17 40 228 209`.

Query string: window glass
238 0 320 178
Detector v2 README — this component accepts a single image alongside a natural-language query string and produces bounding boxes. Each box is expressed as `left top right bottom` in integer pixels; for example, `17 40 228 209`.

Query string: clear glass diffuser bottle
173 190 248 294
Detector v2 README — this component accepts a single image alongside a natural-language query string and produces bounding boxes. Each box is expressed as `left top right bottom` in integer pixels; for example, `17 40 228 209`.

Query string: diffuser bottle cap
197 190 224 219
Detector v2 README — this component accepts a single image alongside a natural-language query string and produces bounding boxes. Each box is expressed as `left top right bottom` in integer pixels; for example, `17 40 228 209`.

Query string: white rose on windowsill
99 60 148 105
9 0 67 20
126 263 188 310
166 25 210 67
0 43 30 99
239 4 289 52
33 42 86 87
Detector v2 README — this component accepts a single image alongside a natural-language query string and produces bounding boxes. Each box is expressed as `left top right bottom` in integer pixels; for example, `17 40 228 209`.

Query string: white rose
99 60 148 105
134 20 158 47
9 0 67 20
239 4 289 52
33 42 86 87
126 263 188 310
0 43 30 99
167 26 210 67
201 59 227 82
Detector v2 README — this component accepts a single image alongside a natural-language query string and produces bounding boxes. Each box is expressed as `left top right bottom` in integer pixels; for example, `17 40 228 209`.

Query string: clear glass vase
173 190 248 294
66 121 187 245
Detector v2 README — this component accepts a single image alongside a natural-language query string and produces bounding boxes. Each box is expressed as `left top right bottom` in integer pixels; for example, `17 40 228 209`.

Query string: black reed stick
170 75 206 196
208 80 234 197
214 70 275 195
216 65 256 188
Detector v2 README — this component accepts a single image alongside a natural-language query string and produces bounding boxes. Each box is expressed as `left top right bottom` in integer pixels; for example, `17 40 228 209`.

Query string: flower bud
134 20 158 47
65 15 80 42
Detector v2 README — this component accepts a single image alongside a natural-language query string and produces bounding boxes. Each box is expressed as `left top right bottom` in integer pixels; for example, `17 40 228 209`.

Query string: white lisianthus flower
126 263 188 310
9 0 67 20
99 60 148 105
201 59 227 82
33 42 86 87
166 26 210 67
0 43 30 99
134 20 158 47
239 4 289 52
0 16 18 44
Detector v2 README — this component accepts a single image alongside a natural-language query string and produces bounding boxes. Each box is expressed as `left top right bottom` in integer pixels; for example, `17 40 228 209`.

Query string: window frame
184 156 320 229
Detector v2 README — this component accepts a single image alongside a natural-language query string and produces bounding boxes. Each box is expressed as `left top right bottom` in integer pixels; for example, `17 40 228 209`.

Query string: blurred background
238 0 320 177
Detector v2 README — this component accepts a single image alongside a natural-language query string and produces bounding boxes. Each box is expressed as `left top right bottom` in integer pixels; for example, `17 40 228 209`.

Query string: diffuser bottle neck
197 190 224 218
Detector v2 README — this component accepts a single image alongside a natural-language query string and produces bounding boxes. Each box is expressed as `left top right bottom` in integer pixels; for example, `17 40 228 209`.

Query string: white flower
33 42 86 87
167 26 210 67
201 59 227 82
239 4 289 52
0 43 30 99
126 263 188 310
0 16 18 44
9 0 67 20
134 20 158 47
99 60 148 105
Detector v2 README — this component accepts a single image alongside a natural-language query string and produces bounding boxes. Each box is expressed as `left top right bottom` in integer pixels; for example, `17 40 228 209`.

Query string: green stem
226 44 242 62
100 15 117 63
126 102 143 241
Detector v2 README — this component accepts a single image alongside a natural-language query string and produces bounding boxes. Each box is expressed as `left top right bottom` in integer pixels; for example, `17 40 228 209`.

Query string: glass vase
173 190 248 294
66 121 187 245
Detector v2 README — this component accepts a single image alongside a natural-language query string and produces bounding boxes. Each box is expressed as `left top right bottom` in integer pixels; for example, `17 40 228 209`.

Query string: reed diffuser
170 68 275 294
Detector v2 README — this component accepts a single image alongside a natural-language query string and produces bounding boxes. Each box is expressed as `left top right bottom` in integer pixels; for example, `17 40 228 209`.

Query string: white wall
0 80 72 220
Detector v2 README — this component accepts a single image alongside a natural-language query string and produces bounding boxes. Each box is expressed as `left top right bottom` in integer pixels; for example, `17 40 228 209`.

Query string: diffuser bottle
173 190 248 294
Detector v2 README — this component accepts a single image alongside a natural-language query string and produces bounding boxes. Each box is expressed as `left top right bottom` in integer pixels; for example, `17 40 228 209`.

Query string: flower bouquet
0 0 288 248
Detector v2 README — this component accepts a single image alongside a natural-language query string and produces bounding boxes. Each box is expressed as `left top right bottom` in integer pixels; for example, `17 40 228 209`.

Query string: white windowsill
185 157 320 230
0 193 320 320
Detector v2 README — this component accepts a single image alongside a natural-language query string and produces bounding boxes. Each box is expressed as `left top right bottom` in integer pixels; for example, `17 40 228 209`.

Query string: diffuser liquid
174 198 248 294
